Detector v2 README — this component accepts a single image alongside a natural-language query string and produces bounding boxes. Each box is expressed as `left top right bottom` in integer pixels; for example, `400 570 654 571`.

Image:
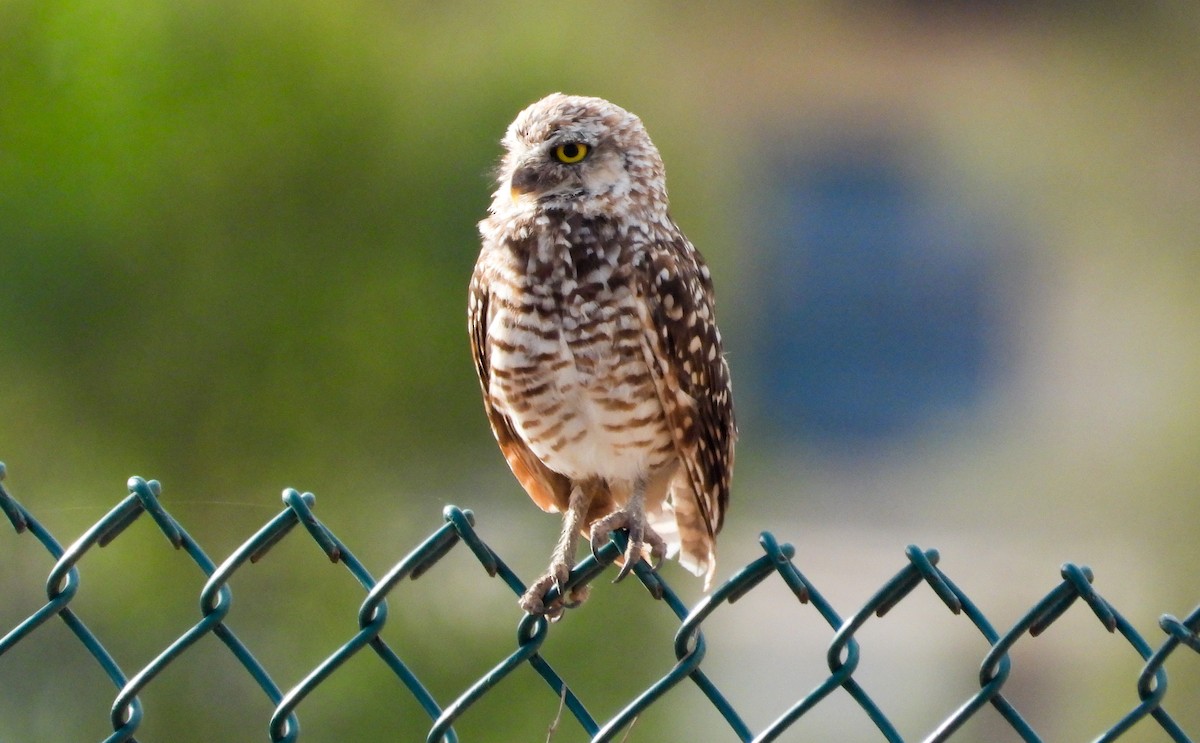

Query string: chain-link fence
1 460 1197 742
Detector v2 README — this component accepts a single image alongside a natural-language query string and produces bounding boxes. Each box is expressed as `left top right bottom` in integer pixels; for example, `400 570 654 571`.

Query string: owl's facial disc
508 134 604 207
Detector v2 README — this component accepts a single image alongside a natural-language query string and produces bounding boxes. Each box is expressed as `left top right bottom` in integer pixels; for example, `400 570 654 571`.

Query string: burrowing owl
469 93 735 618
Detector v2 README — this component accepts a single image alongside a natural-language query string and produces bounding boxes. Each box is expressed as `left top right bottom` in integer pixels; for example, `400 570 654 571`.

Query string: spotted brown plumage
469 93 735 618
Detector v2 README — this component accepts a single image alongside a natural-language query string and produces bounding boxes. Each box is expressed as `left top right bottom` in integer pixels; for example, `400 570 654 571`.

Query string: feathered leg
520 482 593 619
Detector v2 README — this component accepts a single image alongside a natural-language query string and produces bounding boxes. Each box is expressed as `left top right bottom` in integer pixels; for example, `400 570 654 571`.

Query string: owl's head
491 93 668 220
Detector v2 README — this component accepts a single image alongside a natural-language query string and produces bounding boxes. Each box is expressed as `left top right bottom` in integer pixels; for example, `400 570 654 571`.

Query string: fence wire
1 460 1197 743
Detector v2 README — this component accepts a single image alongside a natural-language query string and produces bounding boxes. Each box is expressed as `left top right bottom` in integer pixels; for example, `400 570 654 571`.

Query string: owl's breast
487 276 674 484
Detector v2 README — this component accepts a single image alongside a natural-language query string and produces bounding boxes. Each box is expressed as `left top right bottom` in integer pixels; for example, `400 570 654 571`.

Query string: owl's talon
647 538 667 570
614 553 638 583
562 583 590 608
520 573 564 620
551 561 571 596
521 558 590 620
590 507 667 584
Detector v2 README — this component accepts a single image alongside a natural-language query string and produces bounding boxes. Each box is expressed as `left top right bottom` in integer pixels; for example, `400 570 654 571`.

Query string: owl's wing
469 267 572 514
635 227 736 583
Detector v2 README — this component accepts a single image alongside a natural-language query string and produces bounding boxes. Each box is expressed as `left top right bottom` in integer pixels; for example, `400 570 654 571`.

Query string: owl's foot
519 559 590 621
519 481 596 620
590 507 667 583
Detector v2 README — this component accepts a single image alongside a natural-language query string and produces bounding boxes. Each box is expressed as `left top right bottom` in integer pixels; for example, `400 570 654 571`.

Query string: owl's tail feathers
648 498 718 591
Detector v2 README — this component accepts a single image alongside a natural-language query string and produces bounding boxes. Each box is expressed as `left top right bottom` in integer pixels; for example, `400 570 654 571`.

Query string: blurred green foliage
3 0 523 494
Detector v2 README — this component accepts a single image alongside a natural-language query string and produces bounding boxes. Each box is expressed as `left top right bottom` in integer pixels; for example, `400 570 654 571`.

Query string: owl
468 93 735 619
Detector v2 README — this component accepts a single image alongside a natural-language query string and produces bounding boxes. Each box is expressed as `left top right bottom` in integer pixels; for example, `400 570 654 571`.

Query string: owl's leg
589 476 668 583
520 482 593 619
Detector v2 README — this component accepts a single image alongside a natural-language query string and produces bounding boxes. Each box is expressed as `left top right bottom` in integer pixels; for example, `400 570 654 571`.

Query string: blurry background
2 1 1198 740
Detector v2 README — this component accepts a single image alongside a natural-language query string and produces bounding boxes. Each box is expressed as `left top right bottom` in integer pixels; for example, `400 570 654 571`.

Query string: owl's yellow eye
552 142 590 164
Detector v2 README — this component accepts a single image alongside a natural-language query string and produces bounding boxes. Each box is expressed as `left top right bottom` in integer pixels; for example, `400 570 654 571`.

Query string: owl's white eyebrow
545 129 595 146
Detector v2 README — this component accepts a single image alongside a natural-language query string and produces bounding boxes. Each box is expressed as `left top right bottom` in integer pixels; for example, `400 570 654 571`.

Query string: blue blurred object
756 136 1007 444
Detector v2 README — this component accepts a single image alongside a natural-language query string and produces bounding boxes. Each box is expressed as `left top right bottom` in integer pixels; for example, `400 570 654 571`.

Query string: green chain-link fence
1 460 1197 742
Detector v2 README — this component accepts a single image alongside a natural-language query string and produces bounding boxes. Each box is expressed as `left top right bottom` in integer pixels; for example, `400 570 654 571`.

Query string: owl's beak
509 166 539 202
